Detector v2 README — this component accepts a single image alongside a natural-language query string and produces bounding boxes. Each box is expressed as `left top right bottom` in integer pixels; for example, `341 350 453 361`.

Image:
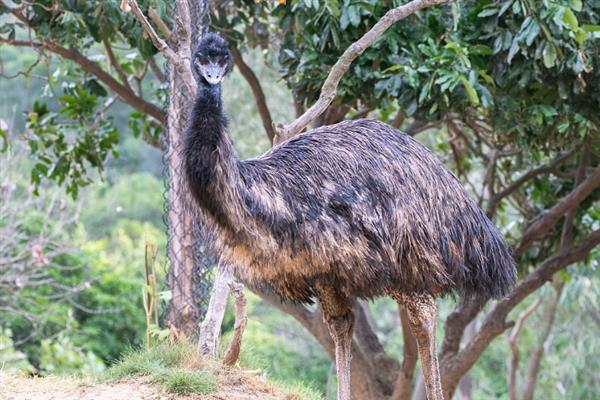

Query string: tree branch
391 305 418 400
486 151 575 217
126 0 195 97
230 46 276 143
514 164 600 257
506 297 542 400
103 39 134 93
274 0 451 142
440 295 485 361
148 56 167 82
522 282 563 400
148 7 173 41
440 229 600 396
0 37 166 125
222 281 248 366
198 266 232 357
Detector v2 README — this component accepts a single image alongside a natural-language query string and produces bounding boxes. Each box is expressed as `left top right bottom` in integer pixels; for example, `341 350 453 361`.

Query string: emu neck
184 79 241 230
191 80 224 132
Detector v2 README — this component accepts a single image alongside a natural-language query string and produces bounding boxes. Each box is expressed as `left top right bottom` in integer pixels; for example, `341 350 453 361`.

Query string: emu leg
395 292 443 400
317 287 355 400
324 312 355 400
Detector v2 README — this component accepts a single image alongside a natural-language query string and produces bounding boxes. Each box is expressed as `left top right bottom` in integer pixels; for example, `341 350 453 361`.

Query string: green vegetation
153 369 217 396
1 1 599 399
103 342 216 397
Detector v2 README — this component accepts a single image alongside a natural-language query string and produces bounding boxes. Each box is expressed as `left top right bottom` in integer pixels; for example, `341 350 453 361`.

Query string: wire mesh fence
160 0 215 337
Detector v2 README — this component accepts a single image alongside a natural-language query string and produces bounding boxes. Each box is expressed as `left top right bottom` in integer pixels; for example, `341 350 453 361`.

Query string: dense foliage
1 0 599 398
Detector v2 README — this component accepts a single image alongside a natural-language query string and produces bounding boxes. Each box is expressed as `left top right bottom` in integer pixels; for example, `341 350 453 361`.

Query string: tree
2 0 599 398
0 0 210 336
207 1 600 398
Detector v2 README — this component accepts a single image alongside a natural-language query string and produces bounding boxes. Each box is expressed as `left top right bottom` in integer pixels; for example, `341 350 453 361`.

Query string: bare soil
0 371 294 400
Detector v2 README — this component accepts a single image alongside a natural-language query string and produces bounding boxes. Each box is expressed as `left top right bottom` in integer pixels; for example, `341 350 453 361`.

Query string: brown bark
506 297 542 400
275 0 451 141
223 281 248 366
198 265 232 356
126 0 203 337
439 230 600 397
514 164 600 257
391 305 418 400
521 282 563 400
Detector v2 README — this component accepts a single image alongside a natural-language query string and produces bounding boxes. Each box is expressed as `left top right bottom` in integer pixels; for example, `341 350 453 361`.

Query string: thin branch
440 229 600 396
148 7 173 41
390 109 405 128
148 55 166 82
275 0 451 142
405 119 441 136
487 151 575 217
522 282 563 400
0 37 166 126
222 281 248 366
506 297 543 400
391 305 418 400
127 0 176 58
230 46 276 143
103 39 134 93
514 164 600 257
560 139 591 248
126 0 195 96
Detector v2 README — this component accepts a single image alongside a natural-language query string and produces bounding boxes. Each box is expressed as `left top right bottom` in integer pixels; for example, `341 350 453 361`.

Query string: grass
103 341 321 399
103 342 217 396
152 369 217 395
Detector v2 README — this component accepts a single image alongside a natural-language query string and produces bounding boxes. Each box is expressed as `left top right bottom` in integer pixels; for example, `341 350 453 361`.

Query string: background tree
0 0 212 336
1 0 599 399
208 1 600 398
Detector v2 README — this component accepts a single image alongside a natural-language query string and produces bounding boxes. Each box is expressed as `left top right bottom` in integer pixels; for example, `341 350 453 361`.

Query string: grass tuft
103 342 217 396
152 369 217 395
103 342 191 381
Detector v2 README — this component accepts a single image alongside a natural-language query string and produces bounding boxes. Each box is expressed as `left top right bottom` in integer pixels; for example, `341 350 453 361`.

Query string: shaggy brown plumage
185 33 516 400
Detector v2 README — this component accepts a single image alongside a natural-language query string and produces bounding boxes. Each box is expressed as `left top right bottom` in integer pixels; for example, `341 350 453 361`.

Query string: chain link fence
160 0 215 337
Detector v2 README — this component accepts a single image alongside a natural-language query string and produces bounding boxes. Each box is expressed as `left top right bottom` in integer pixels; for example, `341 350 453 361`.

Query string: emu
184 33 516 400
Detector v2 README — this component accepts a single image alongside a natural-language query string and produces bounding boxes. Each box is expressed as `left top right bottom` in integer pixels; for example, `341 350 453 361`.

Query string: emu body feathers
185 104 516 303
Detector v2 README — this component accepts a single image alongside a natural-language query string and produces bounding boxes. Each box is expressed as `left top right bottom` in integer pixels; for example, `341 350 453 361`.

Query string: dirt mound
0 371 293 400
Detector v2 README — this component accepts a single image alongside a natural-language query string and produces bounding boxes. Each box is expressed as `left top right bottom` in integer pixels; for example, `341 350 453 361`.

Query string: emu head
193 33 232 85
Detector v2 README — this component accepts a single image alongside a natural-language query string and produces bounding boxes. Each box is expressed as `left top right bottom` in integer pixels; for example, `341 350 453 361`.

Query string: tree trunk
522 282 563 400
197 264 232 356
164 68 201 337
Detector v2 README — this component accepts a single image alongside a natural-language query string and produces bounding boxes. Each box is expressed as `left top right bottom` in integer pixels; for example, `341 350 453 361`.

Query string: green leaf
0 127 8 153
460 76 480 106
542 42 557 68
562 8 579 31
470 44 493 55
582 24 600 33
568 0 582 12
477 7 498 18
499 0 513 16
574 28 588 48
326 0 340 17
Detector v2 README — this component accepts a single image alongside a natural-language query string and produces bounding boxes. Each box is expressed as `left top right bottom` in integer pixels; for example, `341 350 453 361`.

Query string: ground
0 372 294 400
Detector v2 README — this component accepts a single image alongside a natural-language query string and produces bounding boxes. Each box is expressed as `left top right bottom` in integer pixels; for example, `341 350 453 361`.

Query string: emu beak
200 62 226 85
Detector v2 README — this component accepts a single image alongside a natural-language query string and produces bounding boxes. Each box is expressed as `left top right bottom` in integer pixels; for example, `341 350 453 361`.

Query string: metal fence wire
160 0 215 336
